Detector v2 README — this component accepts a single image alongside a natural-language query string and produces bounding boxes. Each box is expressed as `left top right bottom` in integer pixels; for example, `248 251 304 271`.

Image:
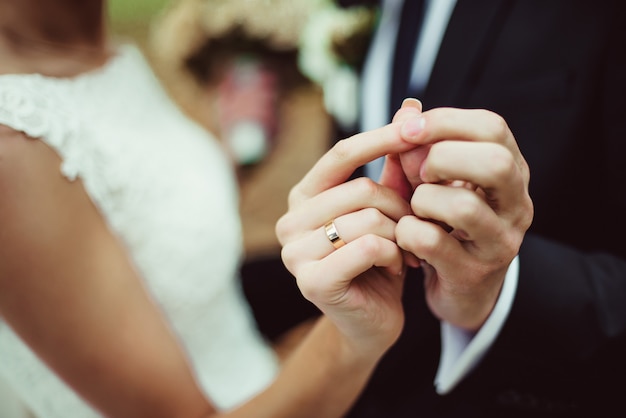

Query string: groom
243 0 626 417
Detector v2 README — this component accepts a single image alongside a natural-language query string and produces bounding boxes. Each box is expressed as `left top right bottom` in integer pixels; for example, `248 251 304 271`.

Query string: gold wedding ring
324 220 346 249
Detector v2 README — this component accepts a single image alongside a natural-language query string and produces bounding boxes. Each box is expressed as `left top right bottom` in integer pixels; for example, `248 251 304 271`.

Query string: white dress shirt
359 0 519 394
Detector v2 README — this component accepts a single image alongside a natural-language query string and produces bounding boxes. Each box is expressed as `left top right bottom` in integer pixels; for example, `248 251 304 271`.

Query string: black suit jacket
242 1 626 417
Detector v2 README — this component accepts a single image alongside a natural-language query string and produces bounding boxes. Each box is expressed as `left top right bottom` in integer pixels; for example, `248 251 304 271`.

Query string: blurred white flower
322 65 360 131
298 1 377 130
298 1 344 85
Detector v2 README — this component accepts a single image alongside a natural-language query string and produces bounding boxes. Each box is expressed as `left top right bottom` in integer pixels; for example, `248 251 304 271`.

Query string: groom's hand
382 102 533 331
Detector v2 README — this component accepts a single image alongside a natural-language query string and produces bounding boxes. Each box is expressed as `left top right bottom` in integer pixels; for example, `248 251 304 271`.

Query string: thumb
391 98 422 123
379 98 423 199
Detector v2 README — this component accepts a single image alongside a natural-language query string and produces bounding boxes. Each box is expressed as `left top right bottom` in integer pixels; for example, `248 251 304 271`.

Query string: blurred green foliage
108 0 169 24
107 0 171 45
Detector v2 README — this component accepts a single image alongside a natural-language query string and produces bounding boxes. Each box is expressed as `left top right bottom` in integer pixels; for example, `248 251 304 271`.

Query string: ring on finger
324 219 346 249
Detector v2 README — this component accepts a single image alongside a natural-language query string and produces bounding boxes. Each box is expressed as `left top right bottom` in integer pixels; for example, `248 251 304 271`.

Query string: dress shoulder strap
0 75 83 180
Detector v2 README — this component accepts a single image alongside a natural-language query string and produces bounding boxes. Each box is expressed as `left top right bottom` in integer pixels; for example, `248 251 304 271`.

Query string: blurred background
107 0 342 261
108 0 167 47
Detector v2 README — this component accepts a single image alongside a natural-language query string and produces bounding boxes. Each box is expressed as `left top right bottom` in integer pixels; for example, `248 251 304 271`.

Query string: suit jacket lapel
422 0 515 108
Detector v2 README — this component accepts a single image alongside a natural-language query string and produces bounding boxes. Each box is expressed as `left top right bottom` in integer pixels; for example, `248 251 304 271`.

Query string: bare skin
0 121 416 418
0 2 534 415
279 98 532 338
381 101 533 331
0 0 111 77
0 4 415 412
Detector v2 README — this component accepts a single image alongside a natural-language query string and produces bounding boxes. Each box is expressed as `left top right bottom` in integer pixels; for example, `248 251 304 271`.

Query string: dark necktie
337 0 381 6
389 0 426 120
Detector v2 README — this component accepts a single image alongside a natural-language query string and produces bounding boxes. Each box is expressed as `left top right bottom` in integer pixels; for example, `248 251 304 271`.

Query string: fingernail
402 98 422 110
401 116 425 139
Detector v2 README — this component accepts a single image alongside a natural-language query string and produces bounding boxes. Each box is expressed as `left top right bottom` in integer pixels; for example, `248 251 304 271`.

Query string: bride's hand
276 122 416 357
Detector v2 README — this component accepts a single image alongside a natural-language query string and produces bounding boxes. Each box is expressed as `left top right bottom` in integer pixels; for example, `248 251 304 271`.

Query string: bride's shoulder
0 124 75 232
0 124 33 154
0 123 63 182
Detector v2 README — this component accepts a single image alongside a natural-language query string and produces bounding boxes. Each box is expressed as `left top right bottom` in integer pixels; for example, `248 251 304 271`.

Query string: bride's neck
0 0 111 77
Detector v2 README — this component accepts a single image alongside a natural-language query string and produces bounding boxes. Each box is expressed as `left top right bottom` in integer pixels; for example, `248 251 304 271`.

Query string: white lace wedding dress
0 44 279 417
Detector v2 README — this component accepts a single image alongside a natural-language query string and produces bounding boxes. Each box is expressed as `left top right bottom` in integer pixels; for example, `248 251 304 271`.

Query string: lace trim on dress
0 75 87 180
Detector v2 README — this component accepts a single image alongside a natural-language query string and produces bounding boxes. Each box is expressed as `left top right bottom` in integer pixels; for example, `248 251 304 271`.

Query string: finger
400 108 523 165
391 98 422 123
281 207 401 266
410 183 503 249
398 108 532 193
397 216 508 330
295 235 405 303
378 153 413 202
305 177 412 225
276 177 412 244
395 215 471 280
387 98 429 189
402 250 422 269
398 144 431 190
419 141 530 218
291 117 421 206
380 98 424 199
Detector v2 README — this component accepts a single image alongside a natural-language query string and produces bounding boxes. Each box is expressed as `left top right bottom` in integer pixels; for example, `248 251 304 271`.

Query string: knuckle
330 138 353 163
418 224 443 252
353 176 380 197
488 225 523 266
355 234 387 260
424 144 444 170
275 215 287 238
484 111 510 141
274 213 294 243
486 145 516 179
395 216 412 239
502 233 522 258
410 183 433 207
522 159 532 183
286 186 303 208
451 192 482 223
359 207 388 230
293 264 319 301
514 195 535 231
280 245 299 275
397 219 441 255
494 236 522 268
296 277 317 302
523 198 535 228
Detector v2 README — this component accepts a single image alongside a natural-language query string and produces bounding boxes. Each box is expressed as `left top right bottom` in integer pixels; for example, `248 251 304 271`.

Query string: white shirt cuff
434 255 519 394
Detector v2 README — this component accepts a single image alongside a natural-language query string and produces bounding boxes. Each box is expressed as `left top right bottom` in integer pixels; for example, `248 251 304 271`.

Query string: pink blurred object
217 56 279 166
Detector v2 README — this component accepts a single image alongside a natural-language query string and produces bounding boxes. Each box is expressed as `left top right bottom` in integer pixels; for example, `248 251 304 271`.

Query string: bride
0 0 410 417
